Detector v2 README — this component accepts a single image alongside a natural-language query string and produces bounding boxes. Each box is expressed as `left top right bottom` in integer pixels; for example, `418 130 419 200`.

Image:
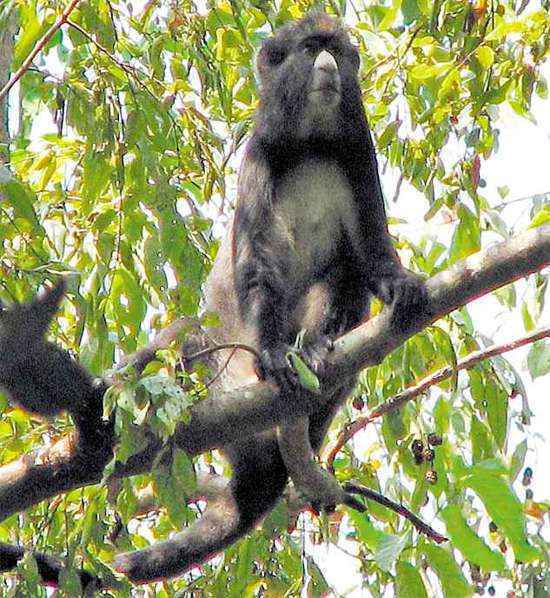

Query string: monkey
113 12 426 583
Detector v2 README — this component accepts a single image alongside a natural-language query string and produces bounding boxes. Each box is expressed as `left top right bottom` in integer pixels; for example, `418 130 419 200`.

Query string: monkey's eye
263 43 286 66
302 37 323 54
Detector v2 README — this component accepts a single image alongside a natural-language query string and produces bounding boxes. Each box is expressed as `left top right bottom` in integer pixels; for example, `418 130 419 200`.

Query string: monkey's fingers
389 274 427 330
256 346 299 392
299 334 334 378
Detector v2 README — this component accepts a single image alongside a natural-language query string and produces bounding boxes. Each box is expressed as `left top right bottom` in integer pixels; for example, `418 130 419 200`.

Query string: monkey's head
255 13 364 149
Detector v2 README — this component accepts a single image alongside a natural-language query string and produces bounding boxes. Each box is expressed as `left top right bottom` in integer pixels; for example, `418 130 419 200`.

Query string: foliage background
0 0 548 595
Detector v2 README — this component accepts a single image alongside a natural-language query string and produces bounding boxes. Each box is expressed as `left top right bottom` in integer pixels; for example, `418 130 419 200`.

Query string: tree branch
0 542 102 591
0 225 548 529
0 0 82 103
326 325 550 471
0 11 18 165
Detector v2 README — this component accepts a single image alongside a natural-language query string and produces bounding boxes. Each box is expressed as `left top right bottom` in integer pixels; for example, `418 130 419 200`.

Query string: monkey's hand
377 270 427 330
256 336 333 394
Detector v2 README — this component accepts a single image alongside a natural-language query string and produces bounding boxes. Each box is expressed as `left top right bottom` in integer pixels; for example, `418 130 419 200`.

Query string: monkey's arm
352 138 427 325
232 145 297 385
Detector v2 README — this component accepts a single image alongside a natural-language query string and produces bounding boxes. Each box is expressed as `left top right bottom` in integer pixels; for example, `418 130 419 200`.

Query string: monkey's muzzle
309 50 341 106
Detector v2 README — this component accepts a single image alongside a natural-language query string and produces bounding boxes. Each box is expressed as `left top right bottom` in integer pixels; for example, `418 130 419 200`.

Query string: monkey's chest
274 159 358 278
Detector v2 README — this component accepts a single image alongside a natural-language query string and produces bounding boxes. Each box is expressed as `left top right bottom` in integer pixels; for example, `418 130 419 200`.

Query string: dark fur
115 13 425 583
234 14 420 356
0 280 96 419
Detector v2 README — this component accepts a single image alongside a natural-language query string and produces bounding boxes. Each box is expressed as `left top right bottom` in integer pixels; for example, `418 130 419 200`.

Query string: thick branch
325 225 550 378
0 225 548 522
0 543 100 591
326 325 550 471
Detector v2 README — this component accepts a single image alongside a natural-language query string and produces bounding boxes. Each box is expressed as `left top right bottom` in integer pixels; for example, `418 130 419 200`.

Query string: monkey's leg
278 417 345 510
277 377 368 513
113 434 288 583
278 416 367 513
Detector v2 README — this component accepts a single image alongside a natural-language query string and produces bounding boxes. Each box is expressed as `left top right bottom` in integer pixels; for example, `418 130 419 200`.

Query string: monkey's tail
113 436 288 584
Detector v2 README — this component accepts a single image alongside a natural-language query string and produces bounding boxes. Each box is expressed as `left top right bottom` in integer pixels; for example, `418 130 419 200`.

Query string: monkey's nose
314 50 337 73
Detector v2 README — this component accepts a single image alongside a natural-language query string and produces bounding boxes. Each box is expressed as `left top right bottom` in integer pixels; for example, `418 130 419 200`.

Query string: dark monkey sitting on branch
0 12 433 587
115 12 426 582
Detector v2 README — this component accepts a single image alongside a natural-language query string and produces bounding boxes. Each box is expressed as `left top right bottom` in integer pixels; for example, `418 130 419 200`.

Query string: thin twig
326 326 550 471
66 19 162 85
492 190 550 210
343 483 447 544
0 0 82 102
204 347 238 390
183 342 261 363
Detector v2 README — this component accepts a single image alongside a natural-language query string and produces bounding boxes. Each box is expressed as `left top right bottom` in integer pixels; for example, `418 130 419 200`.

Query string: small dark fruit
525 488 534 500
411 439 424 455
488 586 495 596
425 469 438 484
352 396 365 410
427 432 443 446
422 447 435 462
488 521 498 533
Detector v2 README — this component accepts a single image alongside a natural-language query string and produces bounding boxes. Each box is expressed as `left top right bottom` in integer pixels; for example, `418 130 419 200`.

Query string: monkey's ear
34 278 67 322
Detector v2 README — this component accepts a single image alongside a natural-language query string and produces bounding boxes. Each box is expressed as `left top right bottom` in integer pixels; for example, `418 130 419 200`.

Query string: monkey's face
256 14 362 148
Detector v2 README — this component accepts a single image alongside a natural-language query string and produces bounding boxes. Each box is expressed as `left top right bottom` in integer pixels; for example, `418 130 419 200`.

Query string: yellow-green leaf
475 46 495 69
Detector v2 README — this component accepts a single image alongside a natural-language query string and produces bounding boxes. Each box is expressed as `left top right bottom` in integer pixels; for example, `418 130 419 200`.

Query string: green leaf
287 352 320 394
449 206 481 263
465 472 539 562
373 533 409 572
434 396 451 434
378 120 401 149
509 439 528 482
423 544 471 597
348 511 407 571
13 10 50 68
441 504 505 572
0 168 42 229
527 341 550 379
349 510 388 549
475 46 495 69
395 561 428 598
410 63 449 80
470 416 493 463
484 379 508 450
529 205 550 227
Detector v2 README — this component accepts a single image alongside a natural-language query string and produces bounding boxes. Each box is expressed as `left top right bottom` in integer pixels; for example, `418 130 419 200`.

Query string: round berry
427 433 443 446
425 469 438 484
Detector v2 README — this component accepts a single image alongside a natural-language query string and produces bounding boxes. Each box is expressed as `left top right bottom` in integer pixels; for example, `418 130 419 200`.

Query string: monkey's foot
294 464 344 513
290 459 366 514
